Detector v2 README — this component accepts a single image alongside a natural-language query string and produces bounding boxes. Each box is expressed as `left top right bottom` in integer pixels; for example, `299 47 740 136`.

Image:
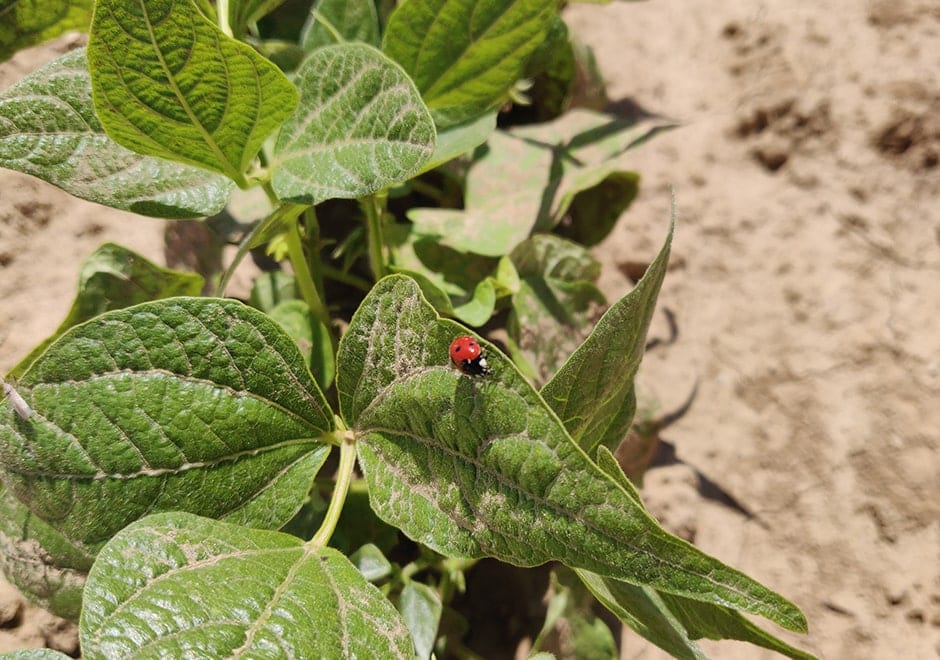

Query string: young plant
0 0 814 657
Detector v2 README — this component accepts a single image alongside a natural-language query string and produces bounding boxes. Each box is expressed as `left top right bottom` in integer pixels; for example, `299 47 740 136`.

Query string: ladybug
449 335 491 376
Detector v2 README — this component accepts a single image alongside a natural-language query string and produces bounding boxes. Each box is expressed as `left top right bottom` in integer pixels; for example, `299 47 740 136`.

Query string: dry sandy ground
1 2 939 658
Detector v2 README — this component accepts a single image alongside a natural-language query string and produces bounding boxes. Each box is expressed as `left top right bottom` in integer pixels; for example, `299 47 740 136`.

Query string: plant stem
362 193 388 280
286 217 337 353
217 0 233 37
308 432 357 549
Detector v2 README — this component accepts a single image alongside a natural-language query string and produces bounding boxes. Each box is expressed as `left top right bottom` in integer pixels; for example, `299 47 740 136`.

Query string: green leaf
349 542 393 582
79 512 414 658
336 275 807 632
300 0 381 51
268 299 336 391
248 270 299 312
557 170 639 246
541 216 672 454
87 0 298 181
577 571 818 660
0 481 90 622
420 110 497 173
0 0 92 63
0 297 333 554
399 581 442 660
11 242 203 378
507 235 606 386
0 48 233 218
408 111 666 257
383 0 556 128
272 43 435 204
576 570 706 660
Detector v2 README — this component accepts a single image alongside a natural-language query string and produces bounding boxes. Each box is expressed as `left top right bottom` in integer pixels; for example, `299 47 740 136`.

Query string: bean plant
0 0 814 657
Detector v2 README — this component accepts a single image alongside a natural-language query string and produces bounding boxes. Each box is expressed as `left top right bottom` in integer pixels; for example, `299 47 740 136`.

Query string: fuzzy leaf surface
272 43 435 204
87 0 298 180
0 48 233 218
336 275 807 632
0 0 92 63
79 512 414 659
383 0 556 128
541 218 672 453
0 297 333 554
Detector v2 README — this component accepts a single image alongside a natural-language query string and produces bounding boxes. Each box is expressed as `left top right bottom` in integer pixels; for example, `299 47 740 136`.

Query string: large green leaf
0 481 90 622
11 242 203 378
87 0 298 181
0 0 92 63
79 512 414 658
336 275 807 632
541 217 672 454
383 0 556 128
0 48 233 218
272 43 435 204
0 297 333 554
408 110 663 257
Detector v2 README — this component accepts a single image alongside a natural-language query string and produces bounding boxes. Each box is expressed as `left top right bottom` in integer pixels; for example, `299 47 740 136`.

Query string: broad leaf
508 235 606 386
0 0 92 63
0 48 233 218
80 512 414 658
541 217 672 454
87 0 298 181
408 111 664 257
300 0 381 51
272 43 435 204
0 481 91 622
336 275 807 632
578 571 817 660
11 242 203 378
0 297 333 554
383 0 556 128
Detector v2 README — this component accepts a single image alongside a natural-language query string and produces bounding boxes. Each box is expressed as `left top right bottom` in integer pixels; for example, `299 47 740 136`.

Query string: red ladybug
449 335 491 376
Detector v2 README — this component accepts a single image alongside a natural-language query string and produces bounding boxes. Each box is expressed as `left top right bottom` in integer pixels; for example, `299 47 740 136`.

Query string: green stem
362 194 388 280
308 432 357 549
217 0 233 37
286 218 337 353
215 203 304 297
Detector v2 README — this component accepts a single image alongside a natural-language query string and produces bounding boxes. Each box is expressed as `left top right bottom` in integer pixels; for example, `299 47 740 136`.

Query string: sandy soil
1 2 939 658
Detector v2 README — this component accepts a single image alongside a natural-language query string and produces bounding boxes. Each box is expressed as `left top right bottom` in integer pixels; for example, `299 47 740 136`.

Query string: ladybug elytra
449 335 491 376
